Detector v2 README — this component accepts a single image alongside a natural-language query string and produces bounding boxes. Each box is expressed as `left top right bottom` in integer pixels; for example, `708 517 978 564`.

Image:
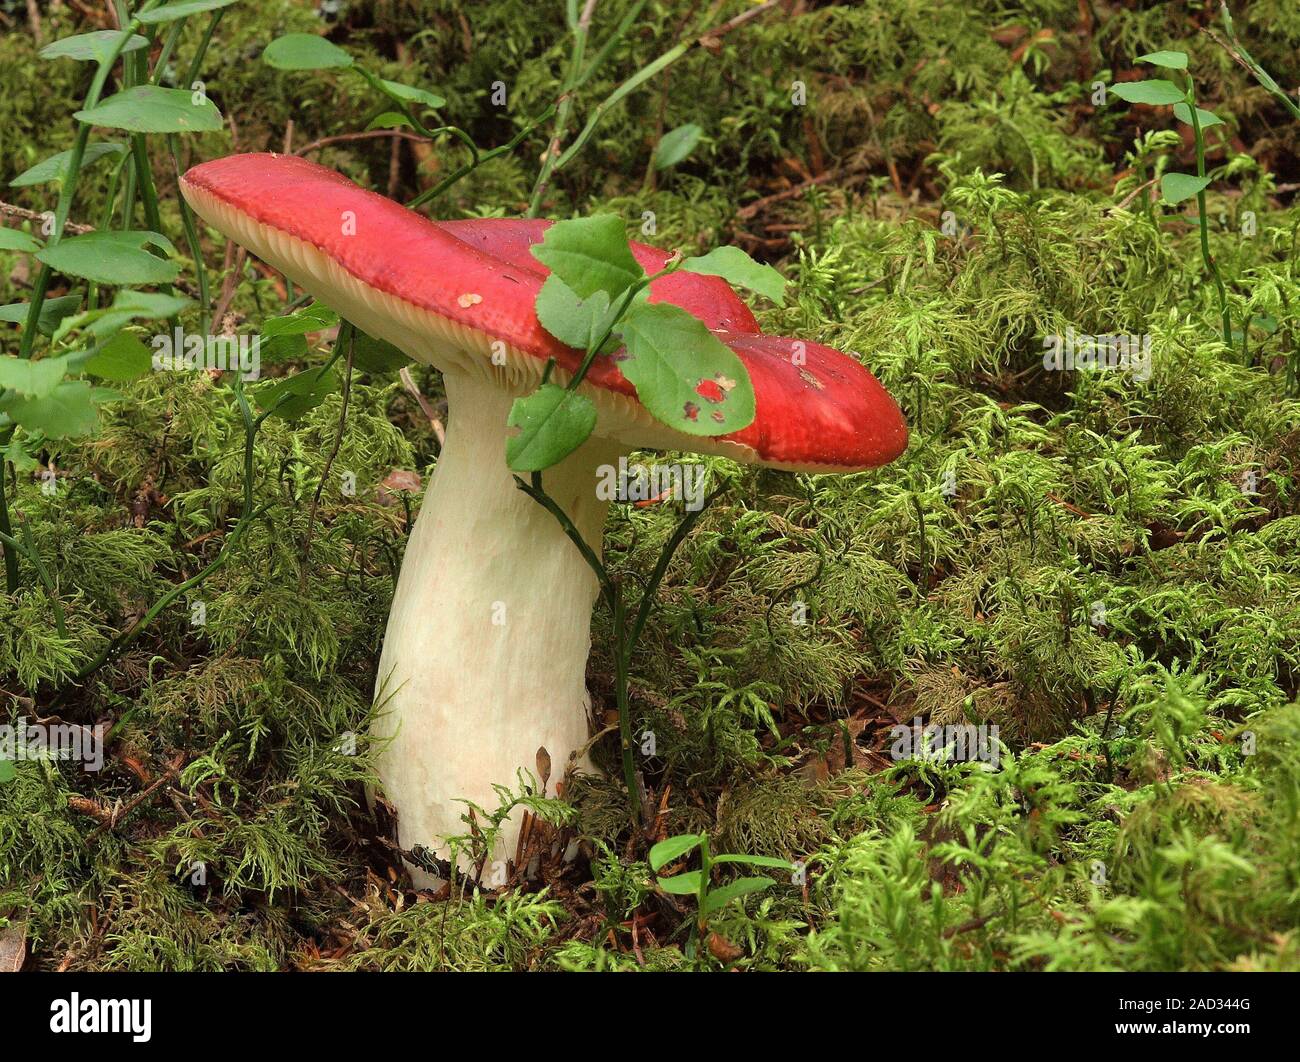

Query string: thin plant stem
1186 81 1231 347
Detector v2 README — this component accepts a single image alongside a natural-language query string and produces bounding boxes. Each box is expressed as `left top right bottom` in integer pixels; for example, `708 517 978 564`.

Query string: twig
292 129 430 157
398 367 446 445
0 201 94 236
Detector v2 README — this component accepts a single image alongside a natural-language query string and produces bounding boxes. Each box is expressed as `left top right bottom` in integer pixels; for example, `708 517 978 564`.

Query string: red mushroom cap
180 153 907 471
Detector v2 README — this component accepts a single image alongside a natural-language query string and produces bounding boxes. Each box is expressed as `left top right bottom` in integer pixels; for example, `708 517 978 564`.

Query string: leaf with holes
615 301 754 437
36 231 178 286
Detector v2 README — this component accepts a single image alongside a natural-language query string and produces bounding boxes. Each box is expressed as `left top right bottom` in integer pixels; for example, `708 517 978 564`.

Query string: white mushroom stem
374 369 621 884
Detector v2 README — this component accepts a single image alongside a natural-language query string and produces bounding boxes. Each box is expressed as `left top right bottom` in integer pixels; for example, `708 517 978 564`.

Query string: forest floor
1 0 1299 971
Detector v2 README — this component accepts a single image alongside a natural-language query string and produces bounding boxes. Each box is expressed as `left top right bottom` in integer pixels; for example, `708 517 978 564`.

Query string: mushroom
180 153 907 883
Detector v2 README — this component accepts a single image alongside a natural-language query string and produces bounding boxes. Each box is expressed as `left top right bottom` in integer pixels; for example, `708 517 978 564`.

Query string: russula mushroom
180 153 907 882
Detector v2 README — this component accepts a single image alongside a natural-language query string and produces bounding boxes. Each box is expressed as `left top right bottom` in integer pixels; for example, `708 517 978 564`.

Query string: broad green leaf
615 301 755 436
83 332 154 382
350 331 409 373
1172 102 1224 129
36 231 178 286
531 215 644 300
378 80 446 109
366 111 414 131
259 333 309 364
0 295 83 337
1161 172 1212 204
699 876 776 917
255 367 339 420
0 759 13 784
0 354 74 398
506 383 597 472
39 31 149 63
53 290 190 343
654 122 703 170
137 0 240 24
0 229 40 253
3 433 40 473
1110 80 1186 106
535 275 616 352
75 86 223 134
262 302 339 337
681 245 786 305
655 871 702 895
711 853 795 870
263 33 354 71
1136 50 1188 70
648 833 704 872
11 142 127 188
0 380 117 438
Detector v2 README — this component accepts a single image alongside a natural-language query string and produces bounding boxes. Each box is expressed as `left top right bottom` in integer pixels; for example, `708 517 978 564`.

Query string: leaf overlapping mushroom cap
181 152 907 471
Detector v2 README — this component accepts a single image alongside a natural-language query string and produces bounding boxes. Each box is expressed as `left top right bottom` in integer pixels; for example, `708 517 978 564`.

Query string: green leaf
263 33 354 71
699 876 776 917
36 231 178 286
0 296 83 337
366 111 414 131
0 759 13 784
75 86 223 134
615 301 755 436
655 871 703 896
39 31 149 63
1110 80 1186 106
53 290 190 343
648 833 704 872
1172 102 1224 129
137 0 240 24
505 383 597 472
711 853 795 870
11 142 127 188
1136 50 1188 70
350 331 409 373
377 80 446 109
254 367 339 421
531 215 644 300
262 302 339 337
0 354 73 398
0 380 116 438
654 122 703 170
681 245 786 305
83 332 154 382
1161 172 1212 205
0 229 40 253
535 275 616 352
